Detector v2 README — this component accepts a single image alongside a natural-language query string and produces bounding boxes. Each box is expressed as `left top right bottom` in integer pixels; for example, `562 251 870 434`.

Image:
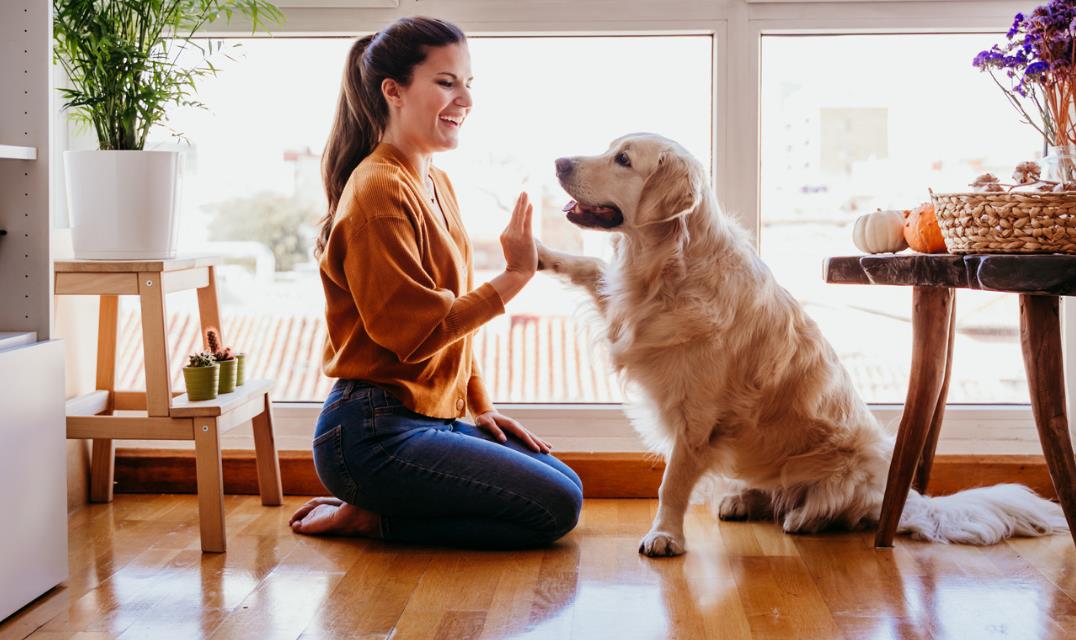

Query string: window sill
108 401 1048 456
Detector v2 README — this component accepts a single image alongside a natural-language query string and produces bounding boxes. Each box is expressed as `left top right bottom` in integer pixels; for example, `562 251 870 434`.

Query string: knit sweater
319 142 505 419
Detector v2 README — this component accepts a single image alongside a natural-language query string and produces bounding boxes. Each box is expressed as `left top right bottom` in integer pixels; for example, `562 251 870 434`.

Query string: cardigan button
456 398 465 412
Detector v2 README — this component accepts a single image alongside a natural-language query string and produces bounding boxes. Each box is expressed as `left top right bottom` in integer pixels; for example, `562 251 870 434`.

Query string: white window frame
66 0 1070 454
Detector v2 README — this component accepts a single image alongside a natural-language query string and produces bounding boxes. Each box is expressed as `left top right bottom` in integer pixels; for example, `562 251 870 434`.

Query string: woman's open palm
500 192 537 276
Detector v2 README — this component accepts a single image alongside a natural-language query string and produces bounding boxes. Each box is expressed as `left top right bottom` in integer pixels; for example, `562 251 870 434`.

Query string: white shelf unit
1 2 51 337
0 331 37 351
0 144 37 160
0 0 68 624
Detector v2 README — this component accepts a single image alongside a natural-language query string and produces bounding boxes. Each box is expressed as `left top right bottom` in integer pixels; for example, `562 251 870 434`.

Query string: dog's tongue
564 200 616 216
563 199 624 228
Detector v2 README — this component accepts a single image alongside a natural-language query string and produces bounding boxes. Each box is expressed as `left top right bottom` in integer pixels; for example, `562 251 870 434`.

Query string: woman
288 17 583 549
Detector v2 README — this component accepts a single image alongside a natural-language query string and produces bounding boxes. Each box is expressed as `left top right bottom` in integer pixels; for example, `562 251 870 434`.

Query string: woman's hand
475 410 552 454
500 192 537 276
489 192 537 305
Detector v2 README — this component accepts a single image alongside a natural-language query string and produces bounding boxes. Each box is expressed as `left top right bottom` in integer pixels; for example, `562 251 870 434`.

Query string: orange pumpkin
902 203 947 253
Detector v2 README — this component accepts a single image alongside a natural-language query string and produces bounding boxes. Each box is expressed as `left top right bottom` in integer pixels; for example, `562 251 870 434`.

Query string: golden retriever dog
537 133 1067 557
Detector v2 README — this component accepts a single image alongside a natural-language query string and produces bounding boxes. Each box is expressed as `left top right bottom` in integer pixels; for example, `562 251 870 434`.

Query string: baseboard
110 449 1057 500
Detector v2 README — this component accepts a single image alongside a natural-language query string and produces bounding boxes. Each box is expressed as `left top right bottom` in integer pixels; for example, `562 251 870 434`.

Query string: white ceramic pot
64 150 181 259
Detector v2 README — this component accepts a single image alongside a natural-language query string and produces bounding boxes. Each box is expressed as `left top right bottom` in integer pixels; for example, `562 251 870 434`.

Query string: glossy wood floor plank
651 514 753 639
1007 536 1076 603
793 534 921 638
2 496 1074 640
390 552 504 639
299 549 432 640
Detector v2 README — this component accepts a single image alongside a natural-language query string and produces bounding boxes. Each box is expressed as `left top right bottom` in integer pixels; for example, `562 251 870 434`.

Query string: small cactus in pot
206 327 238 394
183 351 219 401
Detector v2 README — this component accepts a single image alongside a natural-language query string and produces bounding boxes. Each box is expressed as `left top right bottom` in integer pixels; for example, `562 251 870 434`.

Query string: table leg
194 417 226 553
875 286 955 548
197 265 224 349
914 298 957 493
251 393 284 506
139 272 172 417
90 295 119 503
1019 294 1076 548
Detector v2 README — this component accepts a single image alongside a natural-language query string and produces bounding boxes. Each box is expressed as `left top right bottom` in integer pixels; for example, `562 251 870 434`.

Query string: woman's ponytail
316 34 378 259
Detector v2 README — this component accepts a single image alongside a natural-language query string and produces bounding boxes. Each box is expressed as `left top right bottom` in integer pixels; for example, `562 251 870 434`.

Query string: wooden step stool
55 256 283 553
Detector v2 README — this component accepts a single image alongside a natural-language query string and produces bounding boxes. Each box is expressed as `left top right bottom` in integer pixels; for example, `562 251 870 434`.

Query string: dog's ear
636 151 701 227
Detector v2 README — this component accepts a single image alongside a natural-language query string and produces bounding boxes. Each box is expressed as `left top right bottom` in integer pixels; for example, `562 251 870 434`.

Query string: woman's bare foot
289 497 380 537
289 497 344 527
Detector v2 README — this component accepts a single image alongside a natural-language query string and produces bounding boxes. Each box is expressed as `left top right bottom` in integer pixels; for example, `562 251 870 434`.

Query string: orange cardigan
319 143 504 419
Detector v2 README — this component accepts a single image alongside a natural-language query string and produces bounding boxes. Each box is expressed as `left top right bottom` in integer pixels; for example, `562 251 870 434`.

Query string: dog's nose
555 157 574 178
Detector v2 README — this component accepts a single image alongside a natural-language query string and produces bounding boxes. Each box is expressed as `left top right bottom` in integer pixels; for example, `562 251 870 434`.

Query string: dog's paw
535 240 554 272
717 493 751 521
781 508 823 535
717 489 773 522
638 530 686 557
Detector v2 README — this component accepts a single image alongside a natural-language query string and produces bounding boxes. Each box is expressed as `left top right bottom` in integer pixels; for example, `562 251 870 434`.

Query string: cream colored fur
539 133 1068 557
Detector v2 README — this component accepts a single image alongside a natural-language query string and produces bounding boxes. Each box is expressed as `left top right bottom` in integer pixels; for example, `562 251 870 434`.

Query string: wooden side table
825 254 1076 549
55 256 283 552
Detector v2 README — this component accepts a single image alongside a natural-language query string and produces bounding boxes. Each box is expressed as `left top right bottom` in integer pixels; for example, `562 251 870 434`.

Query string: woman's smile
439 114 464 128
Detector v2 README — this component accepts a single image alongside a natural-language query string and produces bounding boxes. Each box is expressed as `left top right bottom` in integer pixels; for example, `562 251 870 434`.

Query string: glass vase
1041 144 1076 188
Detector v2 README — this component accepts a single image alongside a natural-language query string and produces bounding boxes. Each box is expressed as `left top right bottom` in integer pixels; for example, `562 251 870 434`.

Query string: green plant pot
183 364 219 401
235 353 246 387
217 358 238 394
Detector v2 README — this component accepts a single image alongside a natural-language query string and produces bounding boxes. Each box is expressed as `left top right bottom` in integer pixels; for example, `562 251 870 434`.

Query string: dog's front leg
639 438 708 557
536 242 610 315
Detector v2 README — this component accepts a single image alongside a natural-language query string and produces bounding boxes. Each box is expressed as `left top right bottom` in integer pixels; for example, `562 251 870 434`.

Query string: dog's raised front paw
638 530 685 557
535 240 554 272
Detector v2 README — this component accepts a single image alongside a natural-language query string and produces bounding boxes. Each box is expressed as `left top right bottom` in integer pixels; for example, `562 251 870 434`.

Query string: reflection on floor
2 495 1074 639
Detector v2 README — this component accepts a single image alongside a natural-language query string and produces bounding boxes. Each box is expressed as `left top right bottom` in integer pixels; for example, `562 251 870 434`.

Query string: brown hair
315 17 467 259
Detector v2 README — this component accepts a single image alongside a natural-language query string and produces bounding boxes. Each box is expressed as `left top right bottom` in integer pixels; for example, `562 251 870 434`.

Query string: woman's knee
540 475 583 542
559 462 583 492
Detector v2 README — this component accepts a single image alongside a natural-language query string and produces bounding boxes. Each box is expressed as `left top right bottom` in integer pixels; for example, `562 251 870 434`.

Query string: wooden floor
2 495 1075 640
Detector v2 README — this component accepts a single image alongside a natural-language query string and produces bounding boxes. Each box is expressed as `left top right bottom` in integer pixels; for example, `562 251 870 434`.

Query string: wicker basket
930 191 1076 254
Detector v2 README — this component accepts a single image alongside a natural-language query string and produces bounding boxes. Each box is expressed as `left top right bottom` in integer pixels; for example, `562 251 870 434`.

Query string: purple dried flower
1009 12 1025 38
972 47 1005 69
976 0 1076 149
1027 60 1050 75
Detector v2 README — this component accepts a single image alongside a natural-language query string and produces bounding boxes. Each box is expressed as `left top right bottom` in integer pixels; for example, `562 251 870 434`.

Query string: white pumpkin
852 209 908 254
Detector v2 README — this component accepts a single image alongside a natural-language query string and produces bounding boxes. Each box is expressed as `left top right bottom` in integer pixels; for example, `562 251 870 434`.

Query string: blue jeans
312 379 583 549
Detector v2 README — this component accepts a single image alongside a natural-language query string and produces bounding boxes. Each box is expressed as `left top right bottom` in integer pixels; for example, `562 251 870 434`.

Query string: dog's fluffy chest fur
597 232 768 455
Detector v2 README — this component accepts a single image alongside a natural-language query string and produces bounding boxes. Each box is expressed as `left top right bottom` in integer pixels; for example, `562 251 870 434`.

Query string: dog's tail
896 484 1068 544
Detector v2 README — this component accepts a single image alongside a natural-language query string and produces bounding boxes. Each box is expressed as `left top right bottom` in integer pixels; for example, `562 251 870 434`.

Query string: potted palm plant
53 0 284 259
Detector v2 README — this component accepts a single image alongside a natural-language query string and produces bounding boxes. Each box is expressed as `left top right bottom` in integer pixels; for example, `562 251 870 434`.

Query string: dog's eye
615 152 631 168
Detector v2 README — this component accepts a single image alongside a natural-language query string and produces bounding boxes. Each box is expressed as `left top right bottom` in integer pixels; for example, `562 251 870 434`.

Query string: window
129 35 713 402
65 1 1062 458
760 34 1032 404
